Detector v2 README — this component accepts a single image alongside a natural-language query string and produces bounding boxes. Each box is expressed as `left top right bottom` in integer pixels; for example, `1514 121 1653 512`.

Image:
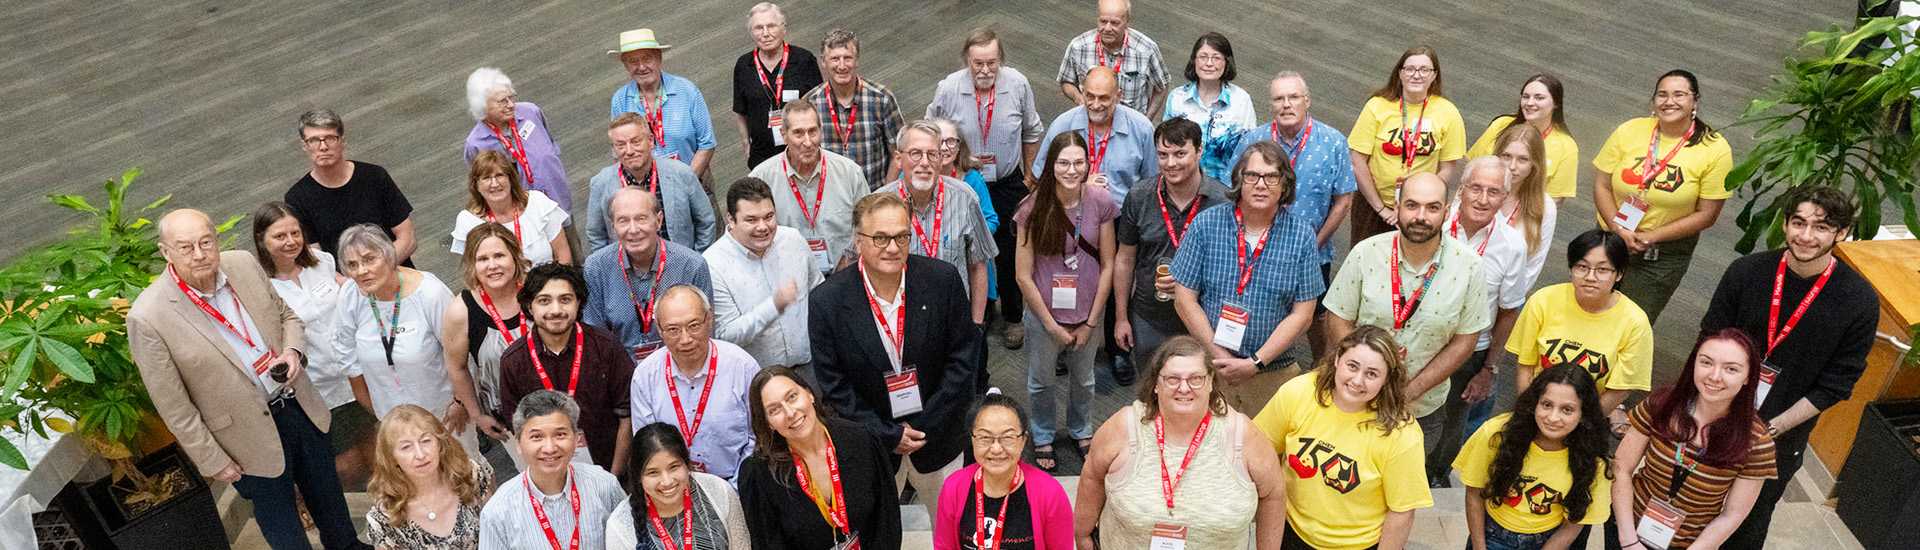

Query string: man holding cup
1113 118 1228 372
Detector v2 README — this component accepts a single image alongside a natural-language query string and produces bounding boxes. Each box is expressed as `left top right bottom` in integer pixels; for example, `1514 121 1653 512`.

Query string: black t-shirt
732 46 824 167
955 480 1035 550
285 160 414 267
1701 248 1879 418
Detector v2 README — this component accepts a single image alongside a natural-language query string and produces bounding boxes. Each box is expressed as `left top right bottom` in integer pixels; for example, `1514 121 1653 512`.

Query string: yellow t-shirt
1348 95 1467 201
1451 414 1613 534
1505 283 1654 392
1467 115 1581 199
1253 371 1432 550
1590 117 1733 231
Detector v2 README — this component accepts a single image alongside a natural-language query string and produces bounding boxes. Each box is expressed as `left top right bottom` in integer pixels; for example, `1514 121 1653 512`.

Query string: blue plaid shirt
1231 118 1357 264
1170 204 1324 358
582 239 713 352
610 73 717 165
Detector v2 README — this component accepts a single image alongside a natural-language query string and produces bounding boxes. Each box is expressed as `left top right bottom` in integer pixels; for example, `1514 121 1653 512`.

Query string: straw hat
609 28 672 55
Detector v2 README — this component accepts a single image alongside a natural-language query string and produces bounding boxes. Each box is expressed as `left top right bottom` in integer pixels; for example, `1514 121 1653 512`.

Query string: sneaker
1111 355 1136 386
1002 321 1024 350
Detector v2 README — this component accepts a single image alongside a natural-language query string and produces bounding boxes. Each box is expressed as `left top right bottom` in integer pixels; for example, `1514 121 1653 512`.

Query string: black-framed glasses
860 232 913 250
971 431 1026 449
1239 171 1286 188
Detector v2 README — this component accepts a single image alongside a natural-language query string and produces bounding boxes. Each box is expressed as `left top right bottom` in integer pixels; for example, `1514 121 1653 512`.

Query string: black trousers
231 399 369 550
988 169 1028 323
1724 422 1814 549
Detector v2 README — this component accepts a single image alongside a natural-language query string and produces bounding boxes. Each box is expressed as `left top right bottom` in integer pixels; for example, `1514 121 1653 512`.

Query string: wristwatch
1767 422 1781 438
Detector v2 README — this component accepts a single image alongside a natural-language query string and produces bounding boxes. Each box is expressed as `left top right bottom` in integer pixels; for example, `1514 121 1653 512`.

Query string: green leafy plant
1727 10 1920 251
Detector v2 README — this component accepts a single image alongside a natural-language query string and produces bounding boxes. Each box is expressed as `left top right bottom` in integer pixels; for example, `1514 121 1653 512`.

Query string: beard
1401 219 1438 243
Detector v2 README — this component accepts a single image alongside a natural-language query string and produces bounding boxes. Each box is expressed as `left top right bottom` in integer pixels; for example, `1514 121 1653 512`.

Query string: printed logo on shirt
1287 437 1361 494
1541 338 1611 382
1626 155 1685 192
1383 127 1436 157
1502 475 1565 515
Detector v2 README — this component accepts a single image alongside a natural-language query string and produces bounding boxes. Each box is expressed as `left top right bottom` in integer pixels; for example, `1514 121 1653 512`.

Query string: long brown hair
747 366 836 487
459 222 528 291
368 405 486 522
1643 328 1762 468
1133 335 1228 421
1312 325 1414 434
466 149 528 216
1492 124 1548 255
1025 131 1091 256
1501 73 1568 134
1371 46 1444 101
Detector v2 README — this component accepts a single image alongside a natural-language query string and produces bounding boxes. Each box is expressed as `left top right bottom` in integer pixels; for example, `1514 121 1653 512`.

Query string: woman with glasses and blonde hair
439 223 531 444
932 392 1075 550
449 150 571 266
1075 335 1286 550
364 404 496 550
1347 45 1467 242
1252 325 1432 550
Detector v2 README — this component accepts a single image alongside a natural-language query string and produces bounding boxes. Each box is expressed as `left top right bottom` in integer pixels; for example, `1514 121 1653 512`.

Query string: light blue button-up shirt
1231 118 1357 264
629 339 761 480
610 73 717 165
1034 105 1159 203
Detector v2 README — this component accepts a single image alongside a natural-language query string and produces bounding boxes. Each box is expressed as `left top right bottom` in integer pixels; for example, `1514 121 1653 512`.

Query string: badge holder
809 239 832 273
1754 362 1780 409
769 111 787 146
1636 499 1683 549
1150 522 1188 550
885 366 923 418
975 154 997 181
1213 302 1249 351
632 341 663 362
1615 194 1650 233
830 531 862 550
1050 273 1079 310
251 351 288 397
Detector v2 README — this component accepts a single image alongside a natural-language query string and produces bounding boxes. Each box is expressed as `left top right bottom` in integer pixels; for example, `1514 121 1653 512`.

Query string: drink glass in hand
1154 259 1174 302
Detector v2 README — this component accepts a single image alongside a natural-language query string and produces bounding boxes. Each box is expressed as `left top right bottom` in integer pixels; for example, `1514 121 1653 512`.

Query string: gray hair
894 120 942 151
336 223 397 267
747 2 785 25
297 109 344 139
1460 155 1512 191
1272 70 1310 96
512 390 581 434
652 284 712 327
465 67 514 121
822 28 858 54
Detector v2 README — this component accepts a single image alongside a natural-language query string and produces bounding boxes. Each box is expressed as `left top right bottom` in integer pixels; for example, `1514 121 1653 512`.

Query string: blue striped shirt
1231 118 1357 264
1170 203 1325 358
582 240 713 353
610 73 717 165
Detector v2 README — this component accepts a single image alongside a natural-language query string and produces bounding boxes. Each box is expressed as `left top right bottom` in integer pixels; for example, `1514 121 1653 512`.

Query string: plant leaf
0 437 26 470
38 338 93 383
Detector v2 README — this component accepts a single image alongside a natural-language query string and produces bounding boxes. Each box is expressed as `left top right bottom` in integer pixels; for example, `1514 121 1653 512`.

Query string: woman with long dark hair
608 423 751 549
1611 329 1776 549
736 367 901 550
1468 74 1579 205
1453 365 1613 549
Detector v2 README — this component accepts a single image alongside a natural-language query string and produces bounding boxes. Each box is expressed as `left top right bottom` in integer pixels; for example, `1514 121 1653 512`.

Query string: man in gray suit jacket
128 209 368 549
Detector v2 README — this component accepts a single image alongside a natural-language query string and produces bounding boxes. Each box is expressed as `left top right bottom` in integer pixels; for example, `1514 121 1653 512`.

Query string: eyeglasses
1159 374 1209 390
1572 264 1618 280
1654 91 1694 101
899 149 938 163
167 238 219 257
658 318 706 339
1194 53 1226 64
940 137 961 151
860 232 913 250
1461 183 1508 201
489 94 518 107
1400 67 1436 76
302 134 341 147
1239 171 1286 188
971 431 1026 449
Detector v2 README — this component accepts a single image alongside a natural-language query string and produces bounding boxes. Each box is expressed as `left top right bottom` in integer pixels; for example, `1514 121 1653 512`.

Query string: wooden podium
1808 238 1920 475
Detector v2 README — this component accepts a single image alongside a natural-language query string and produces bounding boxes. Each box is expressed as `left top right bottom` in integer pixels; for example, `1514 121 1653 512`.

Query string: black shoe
1112 356 1136 386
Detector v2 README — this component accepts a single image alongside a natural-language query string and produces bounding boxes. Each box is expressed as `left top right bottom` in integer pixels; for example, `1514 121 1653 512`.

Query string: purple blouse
464 102 572 211
1014 189 1117 324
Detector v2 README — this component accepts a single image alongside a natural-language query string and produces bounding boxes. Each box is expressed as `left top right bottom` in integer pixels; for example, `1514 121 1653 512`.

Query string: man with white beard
866 121 998 327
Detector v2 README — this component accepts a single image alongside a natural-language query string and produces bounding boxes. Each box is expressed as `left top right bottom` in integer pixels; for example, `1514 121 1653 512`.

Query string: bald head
1082 67 1119 124
1402 172 1448 204
1096 0 1131 46
157 208 221 288
157 209 215 242
1084 67 1118 94
608 187 663 252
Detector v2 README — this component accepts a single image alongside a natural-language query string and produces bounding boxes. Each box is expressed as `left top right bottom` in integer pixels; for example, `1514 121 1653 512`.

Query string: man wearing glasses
808 192 982 517
284 109 419 267
1169 142 1326 416
866 121 998 328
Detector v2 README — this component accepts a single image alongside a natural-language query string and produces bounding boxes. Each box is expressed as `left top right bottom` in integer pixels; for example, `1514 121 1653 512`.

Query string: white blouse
268 248 354 407
450 190 569 266
332 270 456 419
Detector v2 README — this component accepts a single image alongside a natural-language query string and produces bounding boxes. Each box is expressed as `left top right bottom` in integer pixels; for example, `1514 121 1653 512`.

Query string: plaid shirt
805 79 905 190
1057 28 1169 112
1169 204 1324 359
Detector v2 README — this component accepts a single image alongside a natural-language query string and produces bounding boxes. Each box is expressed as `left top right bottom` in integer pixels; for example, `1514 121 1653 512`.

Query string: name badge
768 111 787 146
1615 195 1650 231
885 366 923 418
975 154 998 180
1636 499 1684 549
782 89 800 103
667 152 682 161
1755 362 1781 410
1149 522 1188 550
251 351 286 395
1213 302 1249 351
809 238 832 273
632 341 663 362
829 533 862 550
1050 273 1079 310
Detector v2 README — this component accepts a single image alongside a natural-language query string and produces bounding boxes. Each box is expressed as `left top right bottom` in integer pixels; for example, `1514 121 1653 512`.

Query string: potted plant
1 168 239 548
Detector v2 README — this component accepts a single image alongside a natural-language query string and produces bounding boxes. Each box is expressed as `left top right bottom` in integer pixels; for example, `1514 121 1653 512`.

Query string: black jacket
737 417 902 550
808 255 982 472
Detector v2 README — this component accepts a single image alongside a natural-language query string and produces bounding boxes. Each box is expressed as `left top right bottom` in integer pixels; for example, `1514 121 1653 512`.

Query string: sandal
1075 437 1093 457
1034 445 1057 472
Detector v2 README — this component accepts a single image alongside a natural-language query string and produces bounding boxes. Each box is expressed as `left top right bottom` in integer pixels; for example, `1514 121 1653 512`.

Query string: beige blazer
128 250 329 478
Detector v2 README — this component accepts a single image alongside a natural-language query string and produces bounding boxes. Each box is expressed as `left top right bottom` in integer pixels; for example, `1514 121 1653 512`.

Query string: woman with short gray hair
332 224 478 452
463 67 574 213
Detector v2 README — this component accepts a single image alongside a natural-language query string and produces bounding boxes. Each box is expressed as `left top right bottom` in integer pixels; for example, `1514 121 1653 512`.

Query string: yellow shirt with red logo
1467 115 1581 200
1591 117 1733 231
1506 283 1654 393
1252 371 1432 550
1348 95 1467 202
1452 414 1612 534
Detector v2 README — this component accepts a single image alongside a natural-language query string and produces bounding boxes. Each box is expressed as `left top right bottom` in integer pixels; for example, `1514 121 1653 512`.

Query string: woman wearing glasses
932 392 1075 550
1015 132 1117 471
1161 32 1256 183
332 224 476 454
1075 335 1286 550
1590 69 1732 325
1507 229 1654 438
1347 45 1467 242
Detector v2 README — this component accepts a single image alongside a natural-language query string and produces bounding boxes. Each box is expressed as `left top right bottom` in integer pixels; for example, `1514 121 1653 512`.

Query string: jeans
1125 310 1177 371
1025 320 1096 447
1473 511 1555 550
230 400 370 550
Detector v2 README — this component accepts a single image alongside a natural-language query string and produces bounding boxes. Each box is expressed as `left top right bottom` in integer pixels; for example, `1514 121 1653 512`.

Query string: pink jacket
934 462 1076 550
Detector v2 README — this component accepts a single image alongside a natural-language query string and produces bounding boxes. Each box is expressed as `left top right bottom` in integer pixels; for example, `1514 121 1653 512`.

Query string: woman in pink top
934 392 1076 550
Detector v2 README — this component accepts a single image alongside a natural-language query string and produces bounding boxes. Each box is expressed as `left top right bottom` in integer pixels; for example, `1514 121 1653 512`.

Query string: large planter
1834 398 1920 550
54 444 228 550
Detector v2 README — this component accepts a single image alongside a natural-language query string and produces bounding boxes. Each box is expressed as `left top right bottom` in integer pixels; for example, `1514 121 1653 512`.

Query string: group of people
120 1 1884 549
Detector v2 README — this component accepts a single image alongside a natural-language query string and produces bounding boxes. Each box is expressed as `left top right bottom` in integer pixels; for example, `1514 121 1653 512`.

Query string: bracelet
1621 541 1643 549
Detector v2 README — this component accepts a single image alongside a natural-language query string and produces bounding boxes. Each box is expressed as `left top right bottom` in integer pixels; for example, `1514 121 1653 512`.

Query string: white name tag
1050 273 1079 310
808 239 832 273
885 367 923 418
1149 522 1188 550
782 89 800 103
1615 196 1650 231
975 154 997 181
1755 362 1780 410
1213 302 1249 351
768 111 786 146
1636 499 1684 549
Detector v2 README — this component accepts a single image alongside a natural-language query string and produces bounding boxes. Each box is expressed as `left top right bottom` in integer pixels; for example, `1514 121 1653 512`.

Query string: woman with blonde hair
365 404 496 549
440 222 530 444
449 150 571 266
1490 123 1558 285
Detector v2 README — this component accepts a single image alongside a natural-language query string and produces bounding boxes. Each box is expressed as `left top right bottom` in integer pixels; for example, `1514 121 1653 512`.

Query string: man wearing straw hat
610 28 718 187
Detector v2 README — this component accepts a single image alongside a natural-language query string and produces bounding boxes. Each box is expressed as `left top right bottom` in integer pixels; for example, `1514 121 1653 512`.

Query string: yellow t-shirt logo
1289 437 1362 494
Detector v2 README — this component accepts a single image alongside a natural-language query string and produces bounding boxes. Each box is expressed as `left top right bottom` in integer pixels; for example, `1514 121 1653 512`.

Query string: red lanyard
620 245 670 333
527 324 585 396
1273 121 1312 168
169 266 260 352
783 156 828 228
1232 208 1272 295
1446 212 1492 256
1156 179 1201 248
1097 33 1128 71
485 209 524 247
477 289 528 344
1086 128 1113 173
645 492 695 550
793 434 854 537
1767 255 1835 358
972 467 1025 550
524 468 582 550
1397 98 1429 170
859 262 906 365
621 162 661 194
829 86 860 144
1153 412 1212 514
975 88 996 140
644 94 667 148
665 342 719 445
488 118 536 186
1631 120 1695 191
753 45 791 100
899 182 945 254
1389 237 1440 330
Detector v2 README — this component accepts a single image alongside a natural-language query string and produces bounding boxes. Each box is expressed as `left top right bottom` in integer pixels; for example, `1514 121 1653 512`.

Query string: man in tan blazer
129 209 369 550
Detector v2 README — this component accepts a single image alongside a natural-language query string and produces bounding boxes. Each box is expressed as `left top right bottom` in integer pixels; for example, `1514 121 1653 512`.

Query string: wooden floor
2 1 1855 473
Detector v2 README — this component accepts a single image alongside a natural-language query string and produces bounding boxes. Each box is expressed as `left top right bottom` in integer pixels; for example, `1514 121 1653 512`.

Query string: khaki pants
1223 364 1304 418
896 454 963 520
